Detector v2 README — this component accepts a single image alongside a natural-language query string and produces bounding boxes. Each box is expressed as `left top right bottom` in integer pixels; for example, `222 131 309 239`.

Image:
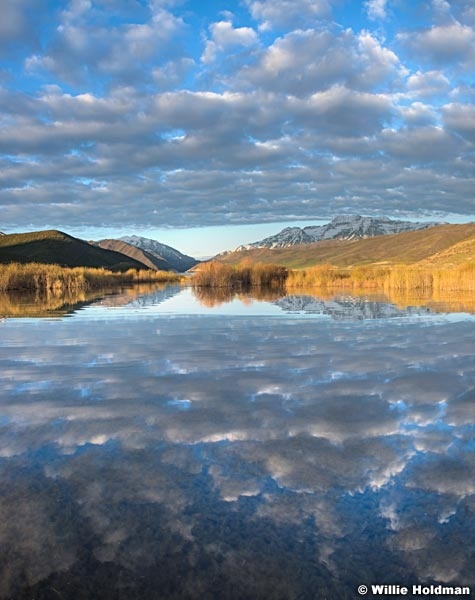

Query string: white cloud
244 0 331 31
236 28 405 96
2 0 475 227
406 70 451 98
365 0 388 21
202 20 258 64
398 22 475 69
356 30 407 86
432 0 452 18
25 2 187 87
296 85 395 135
381 125 463 163
442 102 475 142
399 102 437 126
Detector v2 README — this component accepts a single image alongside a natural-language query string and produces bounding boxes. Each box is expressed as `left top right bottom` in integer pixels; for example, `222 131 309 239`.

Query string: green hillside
0 230 146 271
218 223 475 269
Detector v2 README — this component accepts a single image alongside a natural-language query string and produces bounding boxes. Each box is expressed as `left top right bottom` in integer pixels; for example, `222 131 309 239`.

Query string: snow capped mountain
119 235 198 272
236 215 442 250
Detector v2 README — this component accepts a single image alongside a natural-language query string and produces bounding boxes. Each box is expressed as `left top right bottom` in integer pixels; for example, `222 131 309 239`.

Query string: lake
1 285 474 599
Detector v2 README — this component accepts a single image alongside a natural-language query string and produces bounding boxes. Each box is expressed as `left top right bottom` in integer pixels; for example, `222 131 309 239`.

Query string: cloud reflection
0 311 474 596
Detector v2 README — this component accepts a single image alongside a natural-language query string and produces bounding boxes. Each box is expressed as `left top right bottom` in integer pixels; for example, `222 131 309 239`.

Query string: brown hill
94 239 173 271
218 223 475 269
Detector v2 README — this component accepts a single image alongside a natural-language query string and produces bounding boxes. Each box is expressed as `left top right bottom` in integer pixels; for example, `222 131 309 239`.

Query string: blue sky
1 0 474 256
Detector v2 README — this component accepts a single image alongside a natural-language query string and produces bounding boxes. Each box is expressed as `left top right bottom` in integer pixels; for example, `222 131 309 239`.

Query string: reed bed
192 261 475 292
286 263 475 292
0 263 181 292
192 261 288 289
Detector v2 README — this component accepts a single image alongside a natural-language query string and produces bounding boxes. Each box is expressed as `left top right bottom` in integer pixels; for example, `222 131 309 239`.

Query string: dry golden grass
191 261 288 289
286 263 475 292
192 258 475 293
0 263 181 292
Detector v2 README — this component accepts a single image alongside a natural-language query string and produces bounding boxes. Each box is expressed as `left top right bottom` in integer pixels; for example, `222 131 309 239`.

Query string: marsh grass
0 263 181 292
192 260 475 293
286 263 475 292
192 261 288 289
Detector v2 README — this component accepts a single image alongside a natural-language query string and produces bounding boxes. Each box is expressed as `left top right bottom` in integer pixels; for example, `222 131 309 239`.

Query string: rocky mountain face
120 235 198 272
236 215 442 250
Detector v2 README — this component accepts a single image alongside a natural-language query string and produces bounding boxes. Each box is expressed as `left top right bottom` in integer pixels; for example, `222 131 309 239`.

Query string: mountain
218 223 475 269
0 230 146 271
119 235 198 272
94 239 173 271
236 215 442 250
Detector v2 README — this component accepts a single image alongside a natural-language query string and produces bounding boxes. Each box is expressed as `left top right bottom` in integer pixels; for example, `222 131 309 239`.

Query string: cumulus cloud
442 102 475 142
244 0 332 31
406 69 451 98
237 28 405 95
381 125 463 163
1 0 474 229
202 21 258 64
25 2 187 87
398 22 475 69
399 102 437 126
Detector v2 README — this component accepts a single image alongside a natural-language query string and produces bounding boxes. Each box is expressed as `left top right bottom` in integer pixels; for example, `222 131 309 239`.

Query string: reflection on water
0 287 474 598
0 283 178 319
192 286 475 319
192 284 285 307
275 294 433 320
2 284 475 320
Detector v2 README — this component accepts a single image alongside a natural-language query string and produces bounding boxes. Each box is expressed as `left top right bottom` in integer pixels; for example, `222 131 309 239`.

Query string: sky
0 0 474 256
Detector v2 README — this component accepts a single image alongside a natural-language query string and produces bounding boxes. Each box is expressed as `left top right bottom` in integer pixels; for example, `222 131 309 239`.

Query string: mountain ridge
119 235 198 272
218 223 475 269
93 239 174 271
236 215 443 250
0 230 199 273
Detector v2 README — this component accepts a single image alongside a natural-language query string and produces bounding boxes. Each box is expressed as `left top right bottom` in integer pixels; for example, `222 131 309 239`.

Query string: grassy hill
0 230 147 271
218 223 475 269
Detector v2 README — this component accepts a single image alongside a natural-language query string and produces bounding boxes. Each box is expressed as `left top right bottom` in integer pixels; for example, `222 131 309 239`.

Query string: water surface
0 286 474 599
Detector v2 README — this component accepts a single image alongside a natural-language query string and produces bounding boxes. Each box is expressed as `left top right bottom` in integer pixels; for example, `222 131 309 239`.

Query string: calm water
0 286 474 599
